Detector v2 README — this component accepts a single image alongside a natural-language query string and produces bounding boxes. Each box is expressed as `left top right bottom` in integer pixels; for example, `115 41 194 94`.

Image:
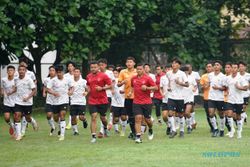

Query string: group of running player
1 57 249 143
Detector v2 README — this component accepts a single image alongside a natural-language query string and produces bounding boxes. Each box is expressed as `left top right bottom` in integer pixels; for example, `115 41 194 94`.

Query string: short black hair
126 56 135 62
74 67 81 71
225 62 232 66
89 61 98 65
155 65 163 69
136 63 144 67
206 61 214 66
97 58 108 65
172 57 182 65
165 64 172 68
7 65 15 70
238 61 247 66
214 60 223 66
180 65 189 72
49 65 55 70
18 65 27 70
55 65 64 72
66 61 76 68
144 63 151 68
231 62 238 67
108 64 115 69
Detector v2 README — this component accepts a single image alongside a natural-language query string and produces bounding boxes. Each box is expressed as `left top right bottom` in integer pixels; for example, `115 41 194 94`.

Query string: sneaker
32 121 39 131
244 118 247 125
83 121 88 129
58 135 65 141
115 130 120 134
192 122 197 129
179 131 184 138
49 128 55 136
135 137 142 143
73 132 79 136
16 135 22 141
166 127 171 135
219 130 224 137
169 131 177 139
98 132 104 138
237 131 242 139
148 130 154 140
128 132 135 139
225 132 230 136
158 119 162 125
187 127 192 134
212 129 219 137
57 131 61 137
91 138 97 143
66 124 71 130
9 126 15 136
120 131 125 137
229 128 235 138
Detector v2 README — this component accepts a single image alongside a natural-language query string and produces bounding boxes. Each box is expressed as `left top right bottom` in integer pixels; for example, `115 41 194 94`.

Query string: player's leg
144 104 153 140
236 104 244 139
126 99 136 139
204 100 213 132
162 103 170 135
177 100 185 138
46 104 55 136
134 104 143 143
217 101 225 137
225 104 235 138
78 105 88 129
120 108 127 137
24 106 38 132
70 105 79 135
112 107 120 134
99 104 109 137
190 105 197 130
14 105 22 141
241 97 249 124
153 98 162 124
89 105 98 143
184 103 193 134
3 106 15 136
208 100 219 137
52 106 61 136
58 104 67 141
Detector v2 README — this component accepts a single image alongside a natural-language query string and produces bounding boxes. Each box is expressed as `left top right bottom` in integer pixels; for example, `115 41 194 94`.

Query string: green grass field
0 107 250 167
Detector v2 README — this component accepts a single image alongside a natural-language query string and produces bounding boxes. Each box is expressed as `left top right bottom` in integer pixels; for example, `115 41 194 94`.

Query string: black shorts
244 97 249 105
124 99 133 117
70 105 86 116
133 104 152 119
153 98 162 106
162 103 169 111
111 106 126 117
45 104 54 113
223 103 244 114
89 104 108 116
208 100 224 111
167 98 185 113
53 104 68 114
14 104 32 115
3 105 15 113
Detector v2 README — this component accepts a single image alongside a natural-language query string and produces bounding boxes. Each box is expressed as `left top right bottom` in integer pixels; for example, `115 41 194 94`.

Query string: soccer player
64 61 76 130
160 68 170 135
97 58 115 137
152 65 165 124
200 62 214 132
1 65 16 137
13 65 37 141
47 65 73 141
43 66 57 136
238 61 250 124
69 67 88 135
167 58 189 138
186 64 200 129
86 61 112 143
131 63 157 143
111 69 127 136
223 63 248 139
182 65 197 134
207 60 226 137
118 57 137 139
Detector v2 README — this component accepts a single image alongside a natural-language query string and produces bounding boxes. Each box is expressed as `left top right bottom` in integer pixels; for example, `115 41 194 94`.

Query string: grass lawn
0 107 250 167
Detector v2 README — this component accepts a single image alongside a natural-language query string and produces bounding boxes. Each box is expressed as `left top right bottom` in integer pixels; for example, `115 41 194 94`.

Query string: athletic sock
121 120 127 132
220 117 225 131
237 120 242 132
210 116 218 130
114 124 119 131
48 118 55 129
92 133 96 138
100 122 104 134
60 120 66 136
141 125 146 134
169 116 176 132
15 122 21 136
179 117 185 132
68 115 71 125
227 117 234 132
21 117 27 134
175 116 179 127
72 124 78 133
191 112 196 124
109 113 113 125
186 117 192 129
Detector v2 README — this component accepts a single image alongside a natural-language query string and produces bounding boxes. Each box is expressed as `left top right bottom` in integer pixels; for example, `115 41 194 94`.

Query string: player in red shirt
131 63 158 143
153 65 165 124
86 61 112 143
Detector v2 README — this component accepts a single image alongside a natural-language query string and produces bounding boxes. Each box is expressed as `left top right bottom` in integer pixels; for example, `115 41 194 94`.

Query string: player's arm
235 81 248 91
176 80 189 87
68 86 74 96
42 84 47 97
23 88 36 102
117 71 125 87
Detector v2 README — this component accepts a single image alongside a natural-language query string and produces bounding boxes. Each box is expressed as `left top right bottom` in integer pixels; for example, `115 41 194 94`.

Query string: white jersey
189 71 200 96
70 78 87 105
43 77 55 105
147 73 156 97
111 78 125 107
223 74 248 104
105 70 115 98
183 74 197 104
160 75 169 103
239 72 250 98
14 76 36 106
47 77 72 105
1 77 16 107
166 70 188 100
64 72 74 81
208 72 225 101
